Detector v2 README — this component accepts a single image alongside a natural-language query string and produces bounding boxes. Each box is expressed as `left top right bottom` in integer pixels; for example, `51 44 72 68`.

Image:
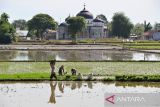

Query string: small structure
142 23 160 41
129 34 139 41
58 23 69 39
142 31 154 40
153 31 160 40
43 29 58 40
16 29 29 40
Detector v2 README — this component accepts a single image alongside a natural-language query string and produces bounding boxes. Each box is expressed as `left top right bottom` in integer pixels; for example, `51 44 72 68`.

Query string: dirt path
0 45 122 50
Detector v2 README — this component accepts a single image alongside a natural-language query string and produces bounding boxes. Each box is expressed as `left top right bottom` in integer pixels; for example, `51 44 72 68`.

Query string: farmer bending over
71 68 77 75
58 65 64 76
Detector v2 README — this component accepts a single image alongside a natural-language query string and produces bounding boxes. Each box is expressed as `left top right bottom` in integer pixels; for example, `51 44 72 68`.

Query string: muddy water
0 81 160 107
1 50 160 61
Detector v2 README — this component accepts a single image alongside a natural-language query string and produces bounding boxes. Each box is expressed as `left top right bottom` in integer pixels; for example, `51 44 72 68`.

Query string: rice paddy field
124 42 160 50
0 61 160 77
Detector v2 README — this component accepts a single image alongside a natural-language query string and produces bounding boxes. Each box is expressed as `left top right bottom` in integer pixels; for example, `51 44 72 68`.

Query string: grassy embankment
0 61 160 81
124 41 160 50
16 39 160 50
16 38 124 45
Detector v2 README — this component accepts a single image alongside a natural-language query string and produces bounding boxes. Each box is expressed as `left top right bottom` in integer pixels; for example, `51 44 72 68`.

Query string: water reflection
0 81 160 107
58 81 64 93
115 82 160 88
0 50 17 60
49 81 57 104
47 81 160 105
1 50 160 61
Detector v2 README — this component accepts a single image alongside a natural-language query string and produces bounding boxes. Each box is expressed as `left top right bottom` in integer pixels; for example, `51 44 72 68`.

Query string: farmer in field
50 60 57 80
58 65 64 76
71 68 77 75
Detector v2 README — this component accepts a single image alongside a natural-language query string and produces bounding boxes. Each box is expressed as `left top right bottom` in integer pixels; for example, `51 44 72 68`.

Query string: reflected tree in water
28 51 56 61
107 50 133 61
0 50 17 61
115 82 160 88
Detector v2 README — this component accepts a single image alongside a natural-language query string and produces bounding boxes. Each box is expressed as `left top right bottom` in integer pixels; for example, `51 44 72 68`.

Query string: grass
0 73 78 81
115 75 160 82
0 73 160 82
15 38 123 45
0 61 160 81
1 62 160 75
77 38 123 43
126 46 160 50
124 42 160 50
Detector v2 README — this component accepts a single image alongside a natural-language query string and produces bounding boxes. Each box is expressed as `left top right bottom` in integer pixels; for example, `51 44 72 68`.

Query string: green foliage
0 13 9 22
27 13 56 39
131 23 144 36
0 13 15 44
103 76 115 81
116 75 160 82
111 12 133 38
1 61 160 76
0 73 159 82
96 14 108 23
66 16 86 41
12 19 27 30
0 34 12 44
144 21 152 32
107 22 112 36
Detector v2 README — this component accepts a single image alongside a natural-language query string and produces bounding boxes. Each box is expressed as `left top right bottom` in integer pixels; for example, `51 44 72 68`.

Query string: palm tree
144 21 152 32
1 13 9 22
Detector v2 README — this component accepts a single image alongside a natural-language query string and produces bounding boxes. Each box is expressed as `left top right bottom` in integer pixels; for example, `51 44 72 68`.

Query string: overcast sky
0 0 159 24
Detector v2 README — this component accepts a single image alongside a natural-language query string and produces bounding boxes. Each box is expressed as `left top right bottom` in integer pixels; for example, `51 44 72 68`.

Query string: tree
12 19 27 30
96 14 108 23
66 16 86 41
111 12 133 38
106 22 112 36
0 13 9 22
0 13 15 44
131 23 144 36
27 14 56 40
144 21 152 32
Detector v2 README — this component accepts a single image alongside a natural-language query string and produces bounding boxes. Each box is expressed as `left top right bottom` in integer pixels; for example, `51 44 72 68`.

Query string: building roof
65 15 71 22
16 30 28 37
59 22 68 27
143 30 155 37
76 7 93 19
93 18 104 23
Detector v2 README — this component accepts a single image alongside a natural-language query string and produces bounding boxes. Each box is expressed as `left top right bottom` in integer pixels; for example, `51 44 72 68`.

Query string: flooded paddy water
0 81 160 107
1 49 160 107
1 50 160 61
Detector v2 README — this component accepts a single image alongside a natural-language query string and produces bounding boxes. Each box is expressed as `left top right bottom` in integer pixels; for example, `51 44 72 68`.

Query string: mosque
58 5 108 40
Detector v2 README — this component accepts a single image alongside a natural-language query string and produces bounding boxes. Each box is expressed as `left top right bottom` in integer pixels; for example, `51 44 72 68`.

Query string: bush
115 75 160 82
65 75 71 80
0 34 12 44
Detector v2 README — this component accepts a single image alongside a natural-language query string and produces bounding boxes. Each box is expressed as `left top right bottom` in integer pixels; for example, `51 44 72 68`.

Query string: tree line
0 12 154 44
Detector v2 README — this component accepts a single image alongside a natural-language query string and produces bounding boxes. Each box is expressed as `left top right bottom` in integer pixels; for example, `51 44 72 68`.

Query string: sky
0 0 160 24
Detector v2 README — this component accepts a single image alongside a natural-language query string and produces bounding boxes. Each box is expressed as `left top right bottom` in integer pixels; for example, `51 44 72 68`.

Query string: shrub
65 75 71 80
0 34 12 44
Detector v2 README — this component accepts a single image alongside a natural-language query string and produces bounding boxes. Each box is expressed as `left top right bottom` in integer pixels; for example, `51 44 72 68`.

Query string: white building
58 6 108 40
16 29 30 40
